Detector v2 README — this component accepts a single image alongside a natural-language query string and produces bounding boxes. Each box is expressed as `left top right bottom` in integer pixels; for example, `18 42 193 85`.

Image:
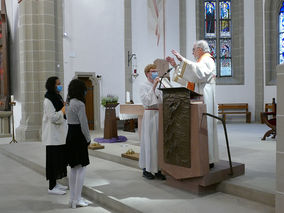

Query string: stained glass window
205 1 216 37
204 0 232 77
220 39 231 57
279 2 284 64
207 39 217 57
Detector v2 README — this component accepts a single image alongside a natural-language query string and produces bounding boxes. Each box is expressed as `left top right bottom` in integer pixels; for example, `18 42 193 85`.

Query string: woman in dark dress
66 79 91 208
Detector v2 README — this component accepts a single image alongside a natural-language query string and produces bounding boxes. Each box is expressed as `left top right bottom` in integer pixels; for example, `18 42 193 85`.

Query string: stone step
0 147 142 213
200 160 245 187
217 179 275 207
89 149 275 207
0 145 275 210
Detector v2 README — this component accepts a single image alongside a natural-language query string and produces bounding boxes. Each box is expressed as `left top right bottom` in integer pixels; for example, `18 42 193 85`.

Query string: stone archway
74 72 101 130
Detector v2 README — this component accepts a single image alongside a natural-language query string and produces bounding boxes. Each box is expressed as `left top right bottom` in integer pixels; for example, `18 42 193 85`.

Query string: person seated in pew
139 64 166 180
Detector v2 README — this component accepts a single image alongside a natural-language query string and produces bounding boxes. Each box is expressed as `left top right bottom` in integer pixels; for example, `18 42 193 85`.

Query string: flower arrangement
101 94 119 107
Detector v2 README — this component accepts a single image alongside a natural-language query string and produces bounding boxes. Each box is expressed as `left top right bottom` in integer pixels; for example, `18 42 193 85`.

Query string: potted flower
101 95 119 108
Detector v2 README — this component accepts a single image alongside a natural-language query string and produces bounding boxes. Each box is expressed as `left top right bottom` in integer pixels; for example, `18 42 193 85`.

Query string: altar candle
126 91 130 103
11 95 14 102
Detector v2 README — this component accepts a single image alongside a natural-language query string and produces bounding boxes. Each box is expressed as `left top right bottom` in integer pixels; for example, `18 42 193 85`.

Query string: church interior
0 0 283 213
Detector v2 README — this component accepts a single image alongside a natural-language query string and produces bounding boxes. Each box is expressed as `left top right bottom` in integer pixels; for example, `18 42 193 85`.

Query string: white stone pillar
124 0 133 100
276 63 284 212
16 0 63 141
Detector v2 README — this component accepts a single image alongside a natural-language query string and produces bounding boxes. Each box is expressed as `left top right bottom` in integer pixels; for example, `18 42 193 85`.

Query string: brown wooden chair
261 100 276 140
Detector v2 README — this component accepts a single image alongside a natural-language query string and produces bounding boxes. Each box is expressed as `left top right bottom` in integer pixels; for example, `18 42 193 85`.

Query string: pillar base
16 125 41 142
0 111 12 137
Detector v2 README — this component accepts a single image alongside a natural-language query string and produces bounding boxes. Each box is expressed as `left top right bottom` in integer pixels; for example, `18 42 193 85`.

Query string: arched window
279 2 284 64
204 0 232 77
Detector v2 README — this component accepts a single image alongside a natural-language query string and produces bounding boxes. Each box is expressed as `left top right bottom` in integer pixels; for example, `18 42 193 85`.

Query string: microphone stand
158 68 173 90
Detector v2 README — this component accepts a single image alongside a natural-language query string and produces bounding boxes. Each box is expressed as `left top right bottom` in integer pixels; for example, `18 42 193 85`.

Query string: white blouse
42 98 67 146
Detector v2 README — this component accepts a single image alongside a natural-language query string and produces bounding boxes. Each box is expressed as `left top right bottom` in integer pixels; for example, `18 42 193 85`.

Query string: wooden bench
218 103 251 123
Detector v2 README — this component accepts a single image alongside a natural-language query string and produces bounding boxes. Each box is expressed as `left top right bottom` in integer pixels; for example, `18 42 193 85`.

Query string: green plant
101 94 119 107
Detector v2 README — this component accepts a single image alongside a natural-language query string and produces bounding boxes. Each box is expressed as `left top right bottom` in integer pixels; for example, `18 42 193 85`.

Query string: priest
166 40 219 166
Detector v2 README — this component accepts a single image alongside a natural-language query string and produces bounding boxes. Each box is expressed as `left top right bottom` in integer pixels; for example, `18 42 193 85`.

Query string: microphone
158 68 174 89
166 67 173 73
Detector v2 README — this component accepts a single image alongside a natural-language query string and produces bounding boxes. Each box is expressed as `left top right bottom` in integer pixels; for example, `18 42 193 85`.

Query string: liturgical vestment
139 80 163 173
173 53 219 163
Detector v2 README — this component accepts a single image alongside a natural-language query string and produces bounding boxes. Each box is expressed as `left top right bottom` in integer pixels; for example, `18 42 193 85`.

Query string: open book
160 78 173 88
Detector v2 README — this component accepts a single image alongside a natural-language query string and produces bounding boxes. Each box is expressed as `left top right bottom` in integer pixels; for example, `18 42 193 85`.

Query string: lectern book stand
158 87 244 194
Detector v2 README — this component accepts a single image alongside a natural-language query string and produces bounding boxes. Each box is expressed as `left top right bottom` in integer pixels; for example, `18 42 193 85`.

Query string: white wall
63 0 125 127
185 0 256 121
215 0 277 120
9 0 274 129
131 0 180 103
264 86 277 103
216 0 255 121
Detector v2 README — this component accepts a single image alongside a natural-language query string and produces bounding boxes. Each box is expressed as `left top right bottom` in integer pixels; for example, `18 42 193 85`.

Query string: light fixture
128 51 139 78
128 51 136 66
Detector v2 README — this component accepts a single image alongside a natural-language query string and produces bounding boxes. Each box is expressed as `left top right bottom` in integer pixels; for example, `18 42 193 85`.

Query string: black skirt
66 124 90 168
46 145 67 181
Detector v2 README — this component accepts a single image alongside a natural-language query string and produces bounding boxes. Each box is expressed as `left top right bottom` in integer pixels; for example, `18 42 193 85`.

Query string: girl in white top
66 79 91 209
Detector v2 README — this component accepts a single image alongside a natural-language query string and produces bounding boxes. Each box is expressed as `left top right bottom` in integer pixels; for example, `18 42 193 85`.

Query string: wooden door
78 77 94 130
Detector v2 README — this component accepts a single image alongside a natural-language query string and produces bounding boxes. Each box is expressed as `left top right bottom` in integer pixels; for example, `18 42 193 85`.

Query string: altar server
139 64 166 180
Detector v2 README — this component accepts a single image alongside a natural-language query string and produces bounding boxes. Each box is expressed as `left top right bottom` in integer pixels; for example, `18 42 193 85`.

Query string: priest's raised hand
166 56 177 67
171 49 184 62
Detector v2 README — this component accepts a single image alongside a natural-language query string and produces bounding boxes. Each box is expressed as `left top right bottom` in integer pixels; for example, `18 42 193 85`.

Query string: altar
120 104 144 138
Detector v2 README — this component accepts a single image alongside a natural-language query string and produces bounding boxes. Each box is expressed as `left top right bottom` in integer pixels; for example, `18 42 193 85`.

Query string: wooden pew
218 103 251 123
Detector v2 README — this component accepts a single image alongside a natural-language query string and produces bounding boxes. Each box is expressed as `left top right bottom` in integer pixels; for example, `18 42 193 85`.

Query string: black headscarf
44 91 64 112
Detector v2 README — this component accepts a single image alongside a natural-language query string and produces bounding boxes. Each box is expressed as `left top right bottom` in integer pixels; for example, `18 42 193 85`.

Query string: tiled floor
0 123 276 213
